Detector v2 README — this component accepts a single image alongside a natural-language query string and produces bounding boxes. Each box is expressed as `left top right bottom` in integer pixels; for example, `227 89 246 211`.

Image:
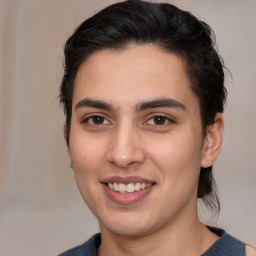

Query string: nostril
106 147 146 168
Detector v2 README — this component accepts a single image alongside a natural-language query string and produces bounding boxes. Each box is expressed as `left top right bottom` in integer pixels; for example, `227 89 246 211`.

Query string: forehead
73 44 198 110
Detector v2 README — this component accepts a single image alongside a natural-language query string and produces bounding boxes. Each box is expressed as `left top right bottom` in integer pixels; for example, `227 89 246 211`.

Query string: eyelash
82 114 174 128
82 115 111 126
145 115 175 126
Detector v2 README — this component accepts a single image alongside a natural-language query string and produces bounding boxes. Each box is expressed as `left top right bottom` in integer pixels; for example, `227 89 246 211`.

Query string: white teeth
134 183 141 191
127 183 135 193
107 182 152 193
113 183 119 191
118 183 126 193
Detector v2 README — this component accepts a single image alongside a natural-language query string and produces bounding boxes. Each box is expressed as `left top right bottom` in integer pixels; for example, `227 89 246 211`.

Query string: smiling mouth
101 177 156 204
106 182 153 193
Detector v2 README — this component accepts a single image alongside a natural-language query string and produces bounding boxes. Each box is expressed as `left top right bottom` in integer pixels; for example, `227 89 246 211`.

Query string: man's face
67 45 212 237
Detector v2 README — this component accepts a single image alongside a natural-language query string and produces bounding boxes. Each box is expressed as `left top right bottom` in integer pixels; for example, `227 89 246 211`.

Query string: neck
98 210 219 256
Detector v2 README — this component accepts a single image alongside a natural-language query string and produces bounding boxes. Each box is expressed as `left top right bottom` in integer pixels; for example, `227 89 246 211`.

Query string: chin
99 213 153 237
105 224 151 237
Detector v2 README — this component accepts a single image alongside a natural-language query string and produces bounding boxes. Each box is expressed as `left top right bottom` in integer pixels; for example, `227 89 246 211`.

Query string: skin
246 246 256 256
65 44 225 256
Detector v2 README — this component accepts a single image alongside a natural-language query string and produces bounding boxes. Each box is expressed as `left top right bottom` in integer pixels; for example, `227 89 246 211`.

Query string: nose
106 123 146 168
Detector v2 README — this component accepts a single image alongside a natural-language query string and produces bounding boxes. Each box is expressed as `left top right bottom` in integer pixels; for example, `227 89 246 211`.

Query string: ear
201 113 224 168
64 124 71 158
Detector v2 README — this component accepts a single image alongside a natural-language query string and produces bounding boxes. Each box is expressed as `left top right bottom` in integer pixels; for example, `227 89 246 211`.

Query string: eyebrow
135 98 186 112
75 98 114 111
75 98 186 112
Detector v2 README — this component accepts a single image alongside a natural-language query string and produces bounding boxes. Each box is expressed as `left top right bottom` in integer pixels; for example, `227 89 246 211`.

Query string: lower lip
102 184 154 205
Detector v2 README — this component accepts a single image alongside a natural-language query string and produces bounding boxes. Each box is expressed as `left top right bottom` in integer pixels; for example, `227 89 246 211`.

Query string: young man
59 1 256 255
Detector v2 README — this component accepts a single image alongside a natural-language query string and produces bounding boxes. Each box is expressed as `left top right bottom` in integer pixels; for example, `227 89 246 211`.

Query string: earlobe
201 113 224 168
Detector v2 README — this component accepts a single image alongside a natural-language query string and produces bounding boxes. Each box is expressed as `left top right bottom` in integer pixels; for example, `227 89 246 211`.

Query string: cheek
70 131 105 165
69 133 108 192
148 130 203 185
69 135 107 208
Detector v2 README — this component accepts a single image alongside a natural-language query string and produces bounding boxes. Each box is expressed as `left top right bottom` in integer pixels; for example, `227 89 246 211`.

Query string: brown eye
83 115 111 125
92 116 105 124
146 115 174 126
153 116 167 125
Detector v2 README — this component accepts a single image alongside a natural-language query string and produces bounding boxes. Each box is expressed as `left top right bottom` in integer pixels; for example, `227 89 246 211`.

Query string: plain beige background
0 0 255 255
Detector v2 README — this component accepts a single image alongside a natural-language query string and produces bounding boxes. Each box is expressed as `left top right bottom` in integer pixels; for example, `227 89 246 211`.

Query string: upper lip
101 176 156 185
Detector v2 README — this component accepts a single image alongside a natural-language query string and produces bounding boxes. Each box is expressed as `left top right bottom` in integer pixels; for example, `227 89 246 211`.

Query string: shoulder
58 244 83 256
58 233 101 256
203 227 245 256
246 245 256 256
